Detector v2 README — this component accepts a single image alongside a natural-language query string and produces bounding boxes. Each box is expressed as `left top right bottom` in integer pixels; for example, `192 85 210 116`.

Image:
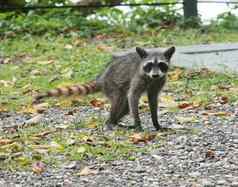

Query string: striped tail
33 81 99 104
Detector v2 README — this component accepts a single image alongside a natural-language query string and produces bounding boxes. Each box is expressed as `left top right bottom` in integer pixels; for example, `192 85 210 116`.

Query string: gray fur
96 46 175 131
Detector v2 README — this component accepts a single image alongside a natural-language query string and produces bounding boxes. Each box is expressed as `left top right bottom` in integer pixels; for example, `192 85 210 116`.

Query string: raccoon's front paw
103 122 115 131
154 126 171 132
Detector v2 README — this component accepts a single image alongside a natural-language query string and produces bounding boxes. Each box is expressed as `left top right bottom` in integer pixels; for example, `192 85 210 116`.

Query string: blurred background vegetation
0 0 238 38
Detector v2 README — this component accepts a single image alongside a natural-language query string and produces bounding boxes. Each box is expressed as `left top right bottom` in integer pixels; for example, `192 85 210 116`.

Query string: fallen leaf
55 124 70 129
90 99 105 108
168 68 183 81
202 111 230 117
2 57 11 64
25 114 43 125
178 102 192 109
0 139 14 146
96 45 113 52
37 60 55 65
205 150 215 159
61 68 74 79
78 166 98 176
159 95 177 108
66 139 76 146
16 156 31 166
1 142 23 153
95 34 108 40
49 141 64 152
213 112 230 117
0 80 14 87
218 85 231 90
176 116 199 124
34 130 55 138
32 161 46 175
77 146 86 154
218 96 229 104
178 101 201 110
33 103 49 113
64 44 73 49
64 161 77 169
22 105 38 114
129 133 156 144
30 69 42 76
85 118 99 129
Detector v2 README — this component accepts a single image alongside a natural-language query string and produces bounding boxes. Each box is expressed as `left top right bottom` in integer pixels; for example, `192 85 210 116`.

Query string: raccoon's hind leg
104 94 128 130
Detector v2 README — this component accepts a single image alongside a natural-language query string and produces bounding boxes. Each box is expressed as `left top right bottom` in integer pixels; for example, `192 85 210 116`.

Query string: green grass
1 26 238 171
0 29 238 111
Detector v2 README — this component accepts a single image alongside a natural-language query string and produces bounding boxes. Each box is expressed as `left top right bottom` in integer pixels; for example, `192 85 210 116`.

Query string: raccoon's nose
152 74 159 78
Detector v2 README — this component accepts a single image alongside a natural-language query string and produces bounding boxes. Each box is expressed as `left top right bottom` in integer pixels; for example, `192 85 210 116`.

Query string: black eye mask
143 62 169 73
143 62 153 73
158 63 168 73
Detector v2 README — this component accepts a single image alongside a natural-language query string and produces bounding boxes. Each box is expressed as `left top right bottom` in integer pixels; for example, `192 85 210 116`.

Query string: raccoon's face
136 46 175 79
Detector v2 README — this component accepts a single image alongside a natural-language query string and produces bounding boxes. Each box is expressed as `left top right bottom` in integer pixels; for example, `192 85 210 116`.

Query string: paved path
113 43 238 74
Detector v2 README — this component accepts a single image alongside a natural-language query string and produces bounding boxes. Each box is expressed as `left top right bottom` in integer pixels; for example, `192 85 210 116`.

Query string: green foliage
211 12 238 31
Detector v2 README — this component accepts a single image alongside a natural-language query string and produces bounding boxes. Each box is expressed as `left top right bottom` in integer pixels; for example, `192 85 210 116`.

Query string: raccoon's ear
136 47 148 58
164 46 175 60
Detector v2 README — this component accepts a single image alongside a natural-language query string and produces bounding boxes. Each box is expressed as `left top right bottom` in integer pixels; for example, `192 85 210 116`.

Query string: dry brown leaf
129 133 156 144
178 102 201 110
218 96 229 104
178 102 193 109
32 161 46 175
95 34 108 40
205 150 215 159
34 130 55 138
96 45 113 52
78 166 98 176
90 99 105 108
0 139 14 146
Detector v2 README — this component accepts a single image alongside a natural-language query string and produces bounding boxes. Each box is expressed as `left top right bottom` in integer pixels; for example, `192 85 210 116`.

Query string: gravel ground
0 104 238 187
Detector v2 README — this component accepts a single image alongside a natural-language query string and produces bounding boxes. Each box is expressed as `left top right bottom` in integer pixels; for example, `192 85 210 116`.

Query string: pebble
0 105 237 186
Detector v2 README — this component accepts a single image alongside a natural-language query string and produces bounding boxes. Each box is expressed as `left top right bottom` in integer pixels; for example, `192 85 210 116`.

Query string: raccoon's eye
143 62 153 72
159 63 168 73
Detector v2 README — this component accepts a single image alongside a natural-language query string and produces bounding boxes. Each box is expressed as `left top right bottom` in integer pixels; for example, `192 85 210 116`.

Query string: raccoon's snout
152 74 159 78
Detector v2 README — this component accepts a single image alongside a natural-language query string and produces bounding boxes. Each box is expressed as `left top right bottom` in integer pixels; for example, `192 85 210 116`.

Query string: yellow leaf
32 161 46 175
159 95 177 108
1 142 23 153
168 68 183 81
78 167 98 176
96 45 113 52
86 118 98 129
33 103 49 113
176 116 199 124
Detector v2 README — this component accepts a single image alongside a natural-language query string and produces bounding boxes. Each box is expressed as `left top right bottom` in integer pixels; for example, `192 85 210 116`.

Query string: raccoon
34 46 175 131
